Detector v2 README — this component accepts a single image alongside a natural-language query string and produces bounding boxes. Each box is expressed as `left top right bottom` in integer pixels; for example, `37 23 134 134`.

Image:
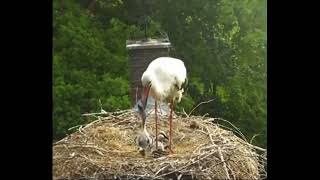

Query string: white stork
141 57 187 153
135 100 167 156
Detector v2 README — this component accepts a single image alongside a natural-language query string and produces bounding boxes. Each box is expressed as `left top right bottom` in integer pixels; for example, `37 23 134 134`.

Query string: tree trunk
87 0 96 13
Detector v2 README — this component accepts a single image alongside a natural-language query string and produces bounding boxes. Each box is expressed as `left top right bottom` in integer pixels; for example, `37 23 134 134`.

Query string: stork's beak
137 102 146 120
142 85 151 109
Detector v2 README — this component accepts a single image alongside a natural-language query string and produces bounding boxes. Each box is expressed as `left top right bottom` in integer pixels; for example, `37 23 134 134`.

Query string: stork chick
135 100 169 156
150 131 170 157
150 131 169 152
135 101 153 156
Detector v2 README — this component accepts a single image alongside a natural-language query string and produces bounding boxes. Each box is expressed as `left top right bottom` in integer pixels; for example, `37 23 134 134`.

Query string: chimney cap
126 38 171 50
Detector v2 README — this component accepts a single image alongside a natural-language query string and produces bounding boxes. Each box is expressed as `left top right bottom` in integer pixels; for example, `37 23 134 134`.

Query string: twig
84 119 102 129
202 113 209 118
78 125 84 134
200 157 230 172
179 132 186 141
206 122 245 142
155 150 217 179
250 133 261 144
80 154 98 165
56 145 109 153
218 146 230 179
208 118 248 142
112 118 131 126
111 109 133 115
78 125 88 140
126 174 155 179
209 134 216 145
227 164 235 179
230 152 267 161
63 144 70 153
99 99 104 113
195 144 217 154
238 141 266 152
182 108 189 117
153 164 170 177
194 129 209 138
82 112 109 116
188 99 215 116
68 124 82 131
53 138 67 145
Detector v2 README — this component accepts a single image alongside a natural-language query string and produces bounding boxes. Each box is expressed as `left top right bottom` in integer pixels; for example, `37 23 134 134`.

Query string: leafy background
53 0 266 148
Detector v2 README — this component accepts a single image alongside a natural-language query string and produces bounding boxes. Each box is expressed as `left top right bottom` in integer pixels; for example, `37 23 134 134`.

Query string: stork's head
137 100 146 121
158 131 169 142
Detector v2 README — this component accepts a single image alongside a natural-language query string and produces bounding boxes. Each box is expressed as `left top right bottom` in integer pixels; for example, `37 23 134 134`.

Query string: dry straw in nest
53 109 267 180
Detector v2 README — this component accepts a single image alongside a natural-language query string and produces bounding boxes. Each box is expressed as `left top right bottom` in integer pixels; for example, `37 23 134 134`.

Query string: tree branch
188 99 215 116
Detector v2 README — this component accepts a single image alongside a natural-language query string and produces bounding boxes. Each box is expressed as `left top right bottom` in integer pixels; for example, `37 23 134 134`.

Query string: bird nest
53 109 267 180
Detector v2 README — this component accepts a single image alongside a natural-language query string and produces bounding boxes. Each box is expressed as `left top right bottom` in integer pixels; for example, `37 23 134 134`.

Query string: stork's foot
168 148 174 154
152 149 168 158
165 146 174 154
138 148 146 156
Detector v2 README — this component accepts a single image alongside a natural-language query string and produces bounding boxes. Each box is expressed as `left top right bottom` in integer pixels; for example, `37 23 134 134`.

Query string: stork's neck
141 115 147 132
142 124 147 132
142 124 150 139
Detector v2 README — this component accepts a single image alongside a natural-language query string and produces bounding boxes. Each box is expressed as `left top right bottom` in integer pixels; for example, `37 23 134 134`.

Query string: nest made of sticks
53 109 267 180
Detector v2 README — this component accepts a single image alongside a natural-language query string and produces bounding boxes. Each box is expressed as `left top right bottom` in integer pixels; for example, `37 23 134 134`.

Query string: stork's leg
168 99 174 154
159 104 163 115
155 100 158 149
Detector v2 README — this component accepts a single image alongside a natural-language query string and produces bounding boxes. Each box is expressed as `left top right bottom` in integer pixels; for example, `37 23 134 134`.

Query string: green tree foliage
53 0 139 139
53 0 267 148
151 0 267 147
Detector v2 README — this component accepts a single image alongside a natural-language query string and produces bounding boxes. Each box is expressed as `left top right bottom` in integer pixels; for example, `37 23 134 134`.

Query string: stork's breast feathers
142 57 187 102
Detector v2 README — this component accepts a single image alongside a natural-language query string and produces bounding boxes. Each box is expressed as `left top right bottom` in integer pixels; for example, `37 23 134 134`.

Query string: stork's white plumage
141 57 187 103
141 57 187 154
